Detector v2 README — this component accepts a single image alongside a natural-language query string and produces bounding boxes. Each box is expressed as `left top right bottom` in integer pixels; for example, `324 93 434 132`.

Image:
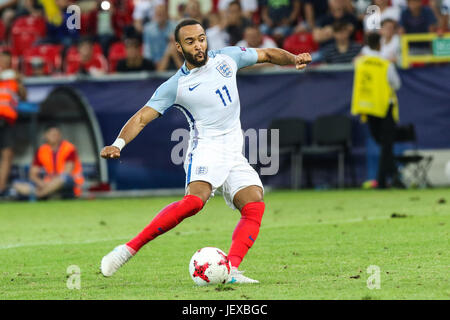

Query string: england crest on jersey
216 60 232 78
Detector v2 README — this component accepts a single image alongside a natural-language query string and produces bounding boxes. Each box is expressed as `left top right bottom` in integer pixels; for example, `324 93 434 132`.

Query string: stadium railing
400 32 450 69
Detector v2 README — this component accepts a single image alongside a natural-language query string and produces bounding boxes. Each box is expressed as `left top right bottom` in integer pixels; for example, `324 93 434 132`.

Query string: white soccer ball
189 247 231 286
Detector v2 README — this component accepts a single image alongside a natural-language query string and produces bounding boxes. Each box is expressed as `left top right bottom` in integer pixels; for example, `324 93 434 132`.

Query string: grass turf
0 189 448 300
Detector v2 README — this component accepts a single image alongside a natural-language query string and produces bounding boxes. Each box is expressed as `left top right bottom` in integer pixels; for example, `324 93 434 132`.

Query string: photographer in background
12 124 84 200
0 50 26 197
352 33 403 189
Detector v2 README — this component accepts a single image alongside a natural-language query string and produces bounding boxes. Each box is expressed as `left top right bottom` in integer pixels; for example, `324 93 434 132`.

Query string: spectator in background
399 0 438 33
133 0 164 34
29 57 47 76
15 0 44 18
391 0 407 11
313 0 359 46
142 3 177 69
441 0 450 30
260 0 301 41
84 0 135 47
236 24 278 70
205 12 230 50
184 0 205 23
12 124 84 200
304 0 329 30
95 0 117 56
0 50 26 197
67 37 108 76
218 0 258 20
116 36 155 72
236 25 278 48
353 0 372 23
0 0 18 32
169 0 212 21
154 34 184 71
380 18 401 62
320 21 362 63
40 0 79 47
224 0 252 46
362 18 400 62
364 0 401 32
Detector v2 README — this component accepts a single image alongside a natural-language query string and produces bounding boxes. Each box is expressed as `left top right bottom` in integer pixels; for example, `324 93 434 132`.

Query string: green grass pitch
0 189 448 300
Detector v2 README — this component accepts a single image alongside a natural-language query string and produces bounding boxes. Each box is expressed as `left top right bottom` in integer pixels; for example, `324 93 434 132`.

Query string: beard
182 45 208 68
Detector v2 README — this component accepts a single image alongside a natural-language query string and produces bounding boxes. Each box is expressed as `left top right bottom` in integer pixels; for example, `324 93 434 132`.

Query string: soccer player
100 19 311 283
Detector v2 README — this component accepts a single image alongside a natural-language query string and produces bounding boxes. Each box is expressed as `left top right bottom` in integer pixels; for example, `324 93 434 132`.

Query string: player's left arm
255 48 312 70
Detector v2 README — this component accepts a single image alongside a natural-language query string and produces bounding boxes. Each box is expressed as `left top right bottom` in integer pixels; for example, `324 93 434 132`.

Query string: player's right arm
100 106 160 159
255 48 312 70
100 73 179 159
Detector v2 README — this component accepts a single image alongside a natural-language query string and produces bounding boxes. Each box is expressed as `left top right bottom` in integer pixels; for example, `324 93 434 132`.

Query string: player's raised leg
227 185 264 284
101 181 211 277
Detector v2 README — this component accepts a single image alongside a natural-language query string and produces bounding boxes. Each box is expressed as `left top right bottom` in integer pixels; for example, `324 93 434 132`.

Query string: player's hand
100 146 121 159
295 53 312 70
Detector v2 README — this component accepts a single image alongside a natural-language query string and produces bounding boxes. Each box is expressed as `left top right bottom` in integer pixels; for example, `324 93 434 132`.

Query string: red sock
126 195 204 253
228 202 265 268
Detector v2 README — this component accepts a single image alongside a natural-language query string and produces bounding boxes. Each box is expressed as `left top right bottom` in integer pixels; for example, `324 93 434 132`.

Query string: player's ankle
229 255 242 268
125 244 136 256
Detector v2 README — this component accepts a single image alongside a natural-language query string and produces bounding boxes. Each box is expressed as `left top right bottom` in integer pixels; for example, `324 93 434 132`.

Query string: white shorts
183 129 264 210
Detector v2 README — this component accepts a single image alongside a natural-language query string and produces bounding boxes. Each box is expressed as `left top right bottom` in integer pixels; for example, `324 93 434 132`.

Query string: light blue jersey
145 46 258 138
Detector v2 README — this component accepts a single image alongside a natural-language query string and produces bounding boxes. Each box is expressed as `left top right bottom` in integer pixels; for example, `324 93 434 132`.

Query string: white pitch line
0 231 201 250
0 214 424 251
0 237 129 250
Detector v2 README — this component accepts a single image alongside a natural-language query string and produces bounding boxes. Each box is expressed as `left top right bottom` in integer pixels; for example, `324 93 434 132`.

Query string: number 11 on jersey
215 85 232 107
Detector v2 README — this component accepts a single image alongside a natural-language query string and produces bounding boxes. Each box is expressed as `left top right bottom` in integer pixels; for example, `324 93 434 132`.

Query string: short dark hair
366 32 381 50
0 50 11 57
78 36 93 46
124 36 141 47
381 18 397 27
228 0 241 9
44 122 61 132
174 19 204 43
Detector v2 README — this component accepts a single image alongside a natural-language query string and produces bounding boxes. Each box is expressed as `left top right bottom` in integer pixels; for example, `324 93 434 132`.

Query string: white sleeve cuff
112 138 126 151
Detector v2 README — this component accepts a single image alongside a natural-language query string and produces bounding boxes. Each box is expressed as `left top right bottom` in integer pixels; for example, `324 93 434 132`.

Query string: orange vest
36 140 84 197
0 78 19 125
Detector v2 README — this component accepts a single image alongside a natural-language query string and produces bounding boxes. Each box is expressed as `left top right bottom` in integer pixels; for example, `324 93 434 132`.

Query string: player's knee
234 186 264 211
186 181 212 205
252 188 264 203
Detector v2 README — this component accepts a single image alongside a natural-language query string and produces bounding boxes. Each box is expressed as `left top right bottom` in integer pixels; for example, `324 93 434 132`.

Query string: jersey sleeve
145 74 179 115
218 46 258 69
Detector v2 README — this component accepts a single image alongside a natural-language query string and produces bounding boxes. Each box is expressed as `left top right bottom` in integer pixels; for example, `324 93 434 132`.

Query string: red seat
0 20 6 42
11 16 47 56
108 42 126 72
283 32 319 55
23 44 63 76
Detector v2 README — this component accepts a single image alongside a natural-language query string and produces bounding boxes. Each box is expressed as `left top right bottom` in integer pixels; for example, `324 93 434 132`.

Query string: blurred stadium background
0 0 449 301
0 0 450 197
